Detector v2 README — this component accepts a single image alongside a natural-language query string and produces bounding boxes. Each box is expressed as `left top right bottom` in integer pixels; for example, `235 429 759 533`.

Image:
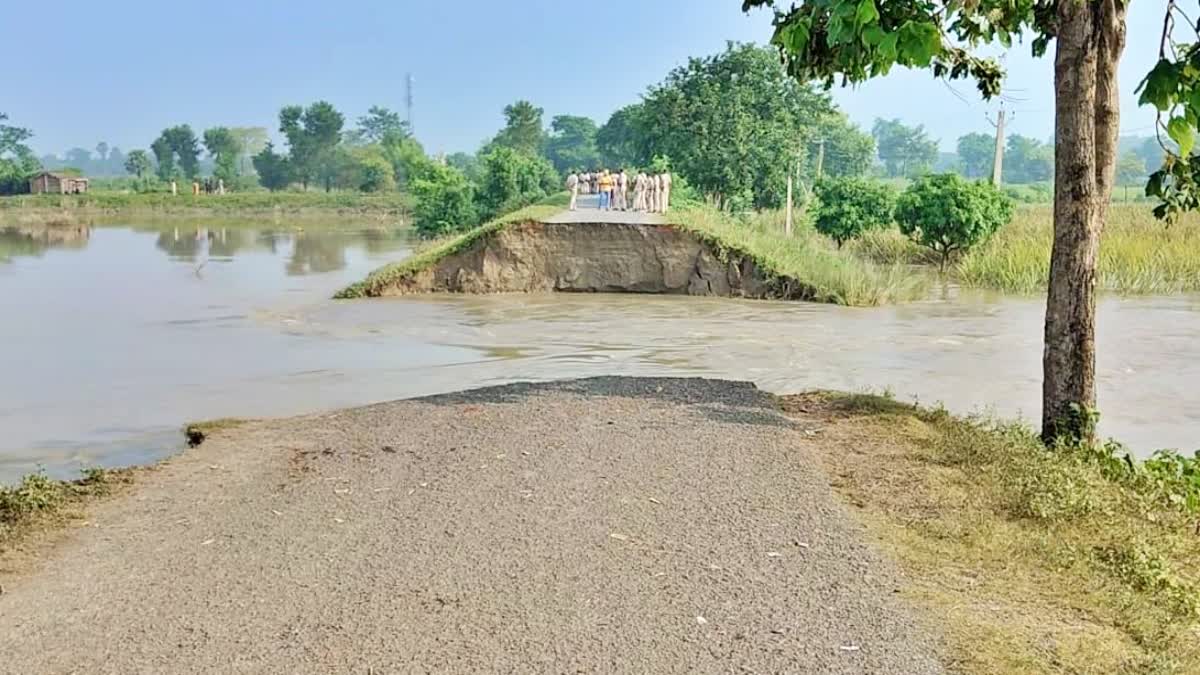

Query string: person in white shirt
566 173 579 211
632 172 646 211
660 172 672 213
615 170 628 211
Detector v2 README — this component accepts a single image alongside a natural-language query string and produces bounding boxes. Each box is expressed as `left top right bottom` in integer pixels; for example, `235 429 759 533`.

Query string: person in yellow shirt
598 170 614 210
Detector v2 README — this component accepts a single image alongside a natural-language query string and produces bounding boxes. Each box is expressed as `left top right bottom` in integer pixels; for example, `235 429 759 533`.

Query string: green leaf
879 33 899 61
856 0 879 25
1136 60 1177 111
1168 117 1195 157
862 25 886 46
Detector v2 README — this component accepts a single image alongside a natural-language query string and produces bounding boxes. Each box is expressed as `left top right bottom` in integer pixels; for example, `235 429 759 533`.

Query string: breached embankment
340 218 819 300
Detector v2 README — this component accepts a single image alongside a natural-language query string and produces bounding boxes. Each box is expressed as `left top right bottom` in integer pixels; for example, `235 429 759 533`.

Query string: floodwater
2 221 1197 481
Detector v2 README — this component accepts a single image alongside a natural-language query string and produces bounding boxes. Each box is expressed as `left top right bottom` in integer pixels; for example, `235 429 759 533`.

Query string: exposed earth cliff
363 221 818 300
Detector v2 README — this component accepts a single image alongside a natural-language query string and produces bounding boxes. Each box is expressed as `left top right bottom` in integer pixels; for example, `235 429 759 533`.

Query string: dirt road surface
0 377 943 673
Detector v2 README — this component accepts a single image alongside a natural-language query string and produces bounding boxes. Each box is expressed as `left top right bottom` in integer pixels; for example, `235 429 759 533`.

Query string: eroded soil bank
375 221 817 299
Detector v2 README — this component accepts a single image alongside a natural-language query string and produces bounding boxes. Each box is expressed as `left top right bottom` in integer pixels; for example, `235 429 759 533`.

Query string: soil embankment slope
0 377 942 674
358 220 818 300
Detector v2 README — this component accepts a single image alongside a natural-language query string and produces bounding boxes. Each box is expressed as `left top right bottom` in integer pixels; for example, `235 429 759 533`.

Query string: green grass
957 204 1200 294
675 206 931 306
0 190 412 216
1 468 132 549
787 392 1200 673
334 203 562 298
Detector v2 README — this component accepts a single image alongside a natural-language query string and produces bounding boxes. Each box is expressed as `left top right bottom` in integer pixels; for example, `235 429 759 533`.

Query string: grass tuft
1 468 133 549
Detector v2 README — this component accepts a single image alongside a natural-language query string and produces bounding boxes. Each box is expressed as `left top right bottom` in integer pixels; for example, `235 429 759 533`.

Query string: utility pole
406 73 415 133
786 172 794 237
988 108 1007 186
815 138 826 180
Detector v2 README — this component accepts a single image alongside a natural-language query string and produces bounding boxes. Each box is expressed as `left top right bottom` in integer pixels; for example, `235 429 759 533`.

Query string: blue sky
4 0 1167 157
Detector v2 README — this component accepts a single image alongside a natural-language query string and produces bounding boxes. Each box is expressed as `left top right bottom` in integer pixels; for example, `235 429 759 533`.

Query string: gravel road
0 377 943 673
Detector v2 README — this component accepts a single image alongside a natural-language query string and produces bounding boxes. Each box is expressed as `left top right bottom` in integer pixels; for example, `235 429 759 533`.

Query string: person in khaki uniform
632 172 646 211
660 172 672 213
566 173 579 210
615 169 629 211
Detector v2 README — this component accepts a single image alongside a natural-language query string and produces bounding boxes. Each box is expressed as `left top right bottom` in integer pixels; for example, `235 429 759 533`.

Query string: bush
896 173 1013 271
412 163 477 238
475 146 559 220
812 176 896 247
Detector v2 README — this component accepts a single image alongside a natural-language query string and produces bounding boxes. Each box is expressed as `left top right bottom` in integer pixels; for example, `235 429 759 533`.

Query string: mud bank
364 221 818 300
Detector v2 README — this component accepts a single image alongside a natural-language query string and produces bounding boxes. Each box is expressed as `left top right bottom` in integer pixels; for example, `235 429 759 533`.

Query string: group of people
566 169 672 213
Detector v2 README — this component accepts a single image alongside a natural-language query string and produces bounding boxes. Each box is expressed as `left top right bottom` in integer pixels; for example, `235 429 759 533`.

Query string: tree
816 114 876 177
252 142 292 191
872 118 938 177
1005 134 1053 183
896 174 1013 272
354 106 408 144
124 150 152 178
150 137 175 180
635 43 869 209
381 130 434 188
956 132 995 179
446 152 483 182
491 100 546 156
1115 151 1147 201
353 148 396 192
280 101 345 190
813 176 895 247
0 112 39 194
743 0 1131 443
475 145 559 219
203 127 242 184
229 127 269 174
545 115 600 173
152 125 201 180
95 142 109 163
596 104 646 168
412 164 477 237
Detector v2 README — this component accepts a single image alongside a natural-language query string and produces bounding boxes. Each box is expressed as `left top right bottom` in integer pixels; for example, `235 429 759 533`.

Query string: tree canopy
203 127 242 184
353 106 409 145
956 132 994 180
872 118 937 178
151 125 200 180
491 100 546 156
280 101 345 190
617 42 873 209
545 115 600 173
0 112 39 193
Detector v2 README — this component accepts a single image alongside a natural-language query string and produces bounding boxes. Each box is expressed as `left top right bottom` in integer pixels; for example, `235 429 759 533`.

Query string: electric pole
406 73 415 134
988 108 1007 186
815 138 826 180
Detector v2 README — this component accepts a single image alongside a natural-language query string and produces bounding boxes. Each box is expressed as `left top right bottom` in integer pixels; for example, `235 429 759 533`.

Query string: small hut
29 172 90 195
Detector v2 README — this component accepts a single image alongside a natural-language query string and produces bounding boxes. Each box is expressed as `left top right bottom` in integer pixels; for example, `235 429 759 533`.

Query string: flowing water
2 221 1198 482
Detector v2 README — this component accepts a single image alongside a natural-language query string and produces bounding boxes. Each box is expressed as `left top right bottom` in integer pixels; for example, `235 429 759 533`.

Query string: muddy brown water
1 222 1197 482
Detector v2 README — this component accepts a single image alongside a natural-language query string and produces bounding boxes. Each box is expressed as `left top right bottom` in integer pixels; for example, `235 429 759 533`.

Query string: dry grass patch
782 392 1200 674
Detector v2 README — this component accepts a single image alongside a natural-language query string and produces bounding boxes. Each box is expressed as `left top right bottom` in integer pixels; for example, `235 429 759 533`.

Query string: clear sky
4 0 1167 158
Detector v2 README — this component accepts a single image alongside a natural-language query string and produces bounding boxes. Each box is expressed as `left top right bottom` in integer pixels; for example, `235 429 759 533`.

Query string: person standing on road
648 173 660 213
616 169 629 211
566 172 580 211
598 170 613 210
632 171 646 211
660 171 672 213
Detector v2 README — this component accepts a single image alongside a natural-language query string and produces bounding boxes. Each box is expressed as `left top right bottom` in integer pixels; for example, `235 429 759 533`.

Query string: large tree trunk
1043 0 1127 443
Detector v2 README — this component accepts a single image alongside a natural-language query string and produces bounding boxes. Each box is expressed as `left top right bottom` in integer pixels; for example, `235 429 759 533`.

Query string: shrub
896 173 1013 271
812 176 896 247
475 146 559 220
412 163 477 238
